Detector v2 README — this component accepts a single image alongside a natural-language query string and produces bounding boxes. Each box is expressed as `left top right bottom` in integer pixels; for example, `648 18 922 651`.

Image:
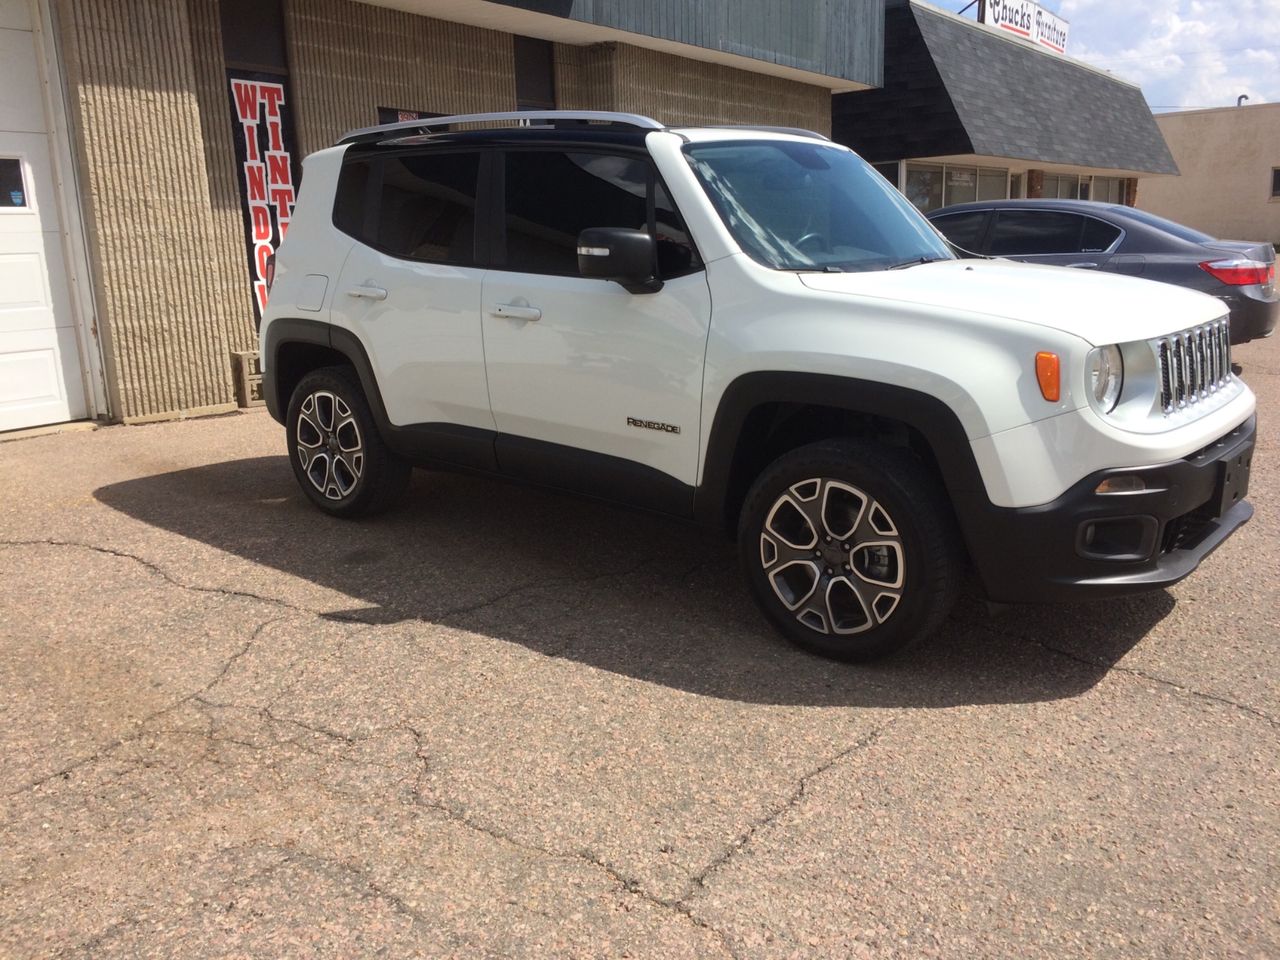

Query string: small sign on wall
982 0 1069 54
227 70 298 321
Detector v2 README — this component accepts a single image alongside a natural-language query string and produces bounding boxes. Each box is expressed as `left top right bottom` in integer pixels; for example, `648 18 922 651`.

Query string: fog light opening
1095 475 1147 495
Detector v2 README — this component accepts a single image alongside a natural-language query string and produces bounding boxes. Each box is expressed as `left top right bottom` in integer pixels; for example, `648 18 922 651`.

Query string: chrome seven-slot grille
1155 320 1231 414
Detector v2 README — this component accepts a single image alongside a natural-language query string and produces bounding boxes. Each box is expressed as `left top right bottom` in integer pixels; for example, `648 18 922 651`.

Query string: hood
797 259 1227 346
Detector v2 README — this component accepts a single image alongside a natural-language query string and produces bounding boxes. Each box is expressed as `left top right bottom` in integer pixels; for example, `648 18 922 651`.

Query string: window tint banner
227 70 297 319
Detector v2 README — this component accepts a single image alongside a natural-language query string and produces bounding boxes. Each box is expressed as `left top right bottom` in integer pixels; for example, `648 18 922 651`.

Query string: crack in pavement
5 615 286 798
676 719 898 911
399 725 742 959
983 622 1279 729
0 538 333 618
0 537 667 631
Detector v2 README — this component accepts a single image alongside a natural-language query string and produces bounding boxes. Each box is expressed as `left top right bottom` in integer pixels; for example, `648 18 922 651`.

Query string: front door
482 148 711 514
0 7 86 432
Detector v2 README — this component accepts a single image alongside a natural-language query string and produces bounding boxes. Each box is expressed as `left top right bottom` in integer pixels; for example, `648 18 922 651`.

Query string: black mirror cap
577 227 663 294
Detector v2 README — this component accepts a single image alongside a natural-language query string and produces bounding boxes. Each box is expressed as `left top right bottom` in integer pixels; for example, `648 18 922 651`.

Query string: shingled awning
834 0 1178 176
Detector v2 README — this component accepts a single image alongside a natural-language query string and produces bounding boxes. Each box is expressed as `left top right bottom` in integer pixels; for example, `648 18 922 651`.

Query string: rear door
480 147 711 514
329 147 495 462
987 209 1121 270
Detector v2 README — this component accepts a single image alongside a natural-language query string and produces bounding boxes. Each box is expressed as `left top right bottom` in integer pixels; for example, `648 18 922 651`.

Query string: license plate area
1212 446 1253 518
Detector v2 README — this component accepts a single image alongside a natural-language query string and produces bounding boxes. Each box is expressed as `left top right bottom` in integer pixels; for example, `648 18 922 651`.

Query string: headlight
1088 345 1124 412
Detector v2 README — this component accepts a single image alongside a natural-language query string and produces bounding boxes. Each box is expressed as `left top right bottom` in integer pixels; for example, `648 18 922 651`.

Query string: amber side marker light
1035 352 1061 402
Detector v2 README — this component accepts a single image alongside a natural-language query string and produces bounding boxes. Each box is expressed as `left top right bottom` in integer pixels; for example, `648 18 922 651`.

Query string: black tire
285 365 411 517
737 439 962 662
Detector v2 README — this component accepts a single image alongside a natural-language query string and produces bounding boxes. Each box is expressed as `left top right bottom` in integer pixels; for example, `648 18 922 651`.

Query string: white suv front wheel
286 366 411 517
738 439 962 661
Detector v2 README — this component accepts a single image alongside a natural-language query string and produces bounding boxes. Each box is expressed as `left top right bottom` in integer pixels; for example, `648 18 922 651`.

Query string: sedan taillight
1199 258 1274 286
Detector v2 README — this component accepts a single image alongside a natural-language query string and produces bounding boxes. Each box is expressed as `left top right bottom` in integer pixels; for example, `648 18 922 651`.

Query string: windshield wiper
887 256 947 270
793 265 845 273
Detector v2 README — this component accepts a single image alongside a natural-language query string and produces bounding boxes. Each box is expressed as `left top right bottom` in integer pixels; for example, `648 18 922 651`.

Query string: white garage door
0 0 86 432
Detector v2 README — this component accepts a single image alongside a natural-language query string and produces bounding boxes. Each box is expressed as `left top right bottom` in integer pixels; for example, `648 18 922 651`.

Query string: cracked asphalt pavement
2 336 1277 959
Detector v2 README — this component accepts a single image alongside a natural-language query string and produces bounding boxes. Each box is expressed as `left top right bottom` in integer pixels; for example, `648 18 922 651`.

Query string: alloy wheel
758 478 905 635
295 390 364 501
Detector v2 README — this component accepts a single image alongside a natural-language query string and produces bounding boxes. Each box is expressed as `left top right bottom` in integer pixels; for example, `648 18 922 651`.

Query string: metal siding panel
491 0 880 85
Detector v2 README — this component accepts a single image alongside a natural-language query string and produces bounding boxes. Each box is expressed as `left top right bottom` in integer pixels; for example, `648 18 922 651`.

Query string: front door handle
490 302 542 322
346 284 388 301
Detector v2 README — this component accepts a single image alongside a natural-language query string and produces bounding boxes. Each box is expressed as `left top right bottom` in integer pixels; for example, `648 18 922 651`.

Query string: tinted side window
333 159 371 239
1081 217 1122 252
988 210 1085 256
373 152 479 264
502 151 698 279
931 211 988 255
336 152 480 263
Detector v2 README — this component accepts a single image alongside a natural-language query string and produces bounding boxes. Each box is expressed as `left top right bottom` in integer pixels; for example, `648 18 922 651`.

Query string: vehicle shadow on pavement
94 456 1175 708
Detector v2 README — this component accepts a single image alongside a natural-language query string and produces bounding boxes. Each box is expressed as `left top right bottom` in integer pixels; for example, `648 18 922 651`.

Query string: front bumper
967 416 1256 603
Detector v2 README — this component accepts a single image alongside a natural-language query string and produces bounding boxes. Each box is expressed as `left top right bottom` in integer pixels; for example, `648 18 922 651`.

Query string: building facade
1138 103 1280 245
833 1 1177 214
1 0 881 430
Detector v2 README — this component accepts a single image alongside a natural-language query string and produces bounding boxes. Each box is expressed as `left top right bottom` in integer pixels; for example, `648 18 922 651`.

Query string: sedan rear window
1115 206 1214 244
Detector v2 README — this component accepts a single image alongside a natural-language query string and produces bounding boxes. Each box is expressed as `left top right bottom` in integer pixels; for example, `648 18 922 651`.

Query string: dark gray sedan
927 199 1277 344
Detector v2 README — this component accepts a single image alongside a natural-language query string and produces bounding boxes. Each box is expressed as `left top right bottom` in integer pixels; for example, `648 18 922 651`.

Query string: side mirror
577 227 663 294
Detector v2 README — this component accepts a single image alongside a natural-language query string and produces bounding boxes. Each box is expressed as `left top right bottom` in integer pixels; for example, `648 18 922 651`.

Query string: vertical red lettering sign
227 71 297 320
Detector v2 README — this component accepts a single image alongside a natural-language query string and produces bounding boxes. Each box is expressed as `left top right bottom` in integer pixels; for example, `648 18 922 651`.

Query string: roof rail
714 125 831 142
338 110 665 145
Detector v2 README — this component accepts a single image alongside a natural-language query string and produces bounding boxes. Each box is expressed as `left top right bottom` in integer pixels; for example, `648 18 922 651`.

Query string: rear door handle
1066 262 1099 269
490 303 542 322
346 284 388 300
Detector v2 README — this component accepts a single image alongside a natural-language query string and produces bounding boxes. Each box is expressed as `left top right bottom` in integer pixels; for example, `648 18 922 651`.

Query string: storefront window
1090 177 1123 204
944 166 977 205
904 163 943 212
903 162 1007 211
977 168 1007 201
1043 174 1081 200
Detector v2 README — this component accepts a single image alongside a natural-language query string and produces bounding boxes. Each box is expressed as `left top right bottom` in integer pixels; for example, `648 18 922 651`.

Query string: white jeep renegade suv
259 111 1257 661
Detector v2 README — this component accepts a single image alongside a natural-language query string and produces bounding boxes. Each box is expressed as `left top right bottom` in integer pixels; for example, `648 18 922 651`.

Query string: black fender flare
693 371 990 533
261 317 389 428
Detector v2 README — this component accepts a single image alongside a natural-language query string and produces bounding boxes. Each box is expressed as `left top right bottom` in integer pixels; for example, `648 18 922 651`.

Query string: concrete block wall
54 0 248 422
284 0 516 156
556 42 831 136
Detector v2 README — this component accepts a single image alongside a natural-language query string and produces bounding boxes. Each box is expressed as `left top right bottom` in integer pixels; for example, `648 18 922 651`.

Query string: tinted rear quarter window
333 159 370 239
334 151 480 265
502 150 698 279
1081 216 1121 253
988 210 1085 256
931 211 987 255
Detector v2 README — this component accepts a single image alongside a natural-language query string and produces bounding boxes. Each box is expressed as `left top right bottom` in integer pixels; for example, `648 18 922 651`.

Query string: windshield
685 140 954 272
